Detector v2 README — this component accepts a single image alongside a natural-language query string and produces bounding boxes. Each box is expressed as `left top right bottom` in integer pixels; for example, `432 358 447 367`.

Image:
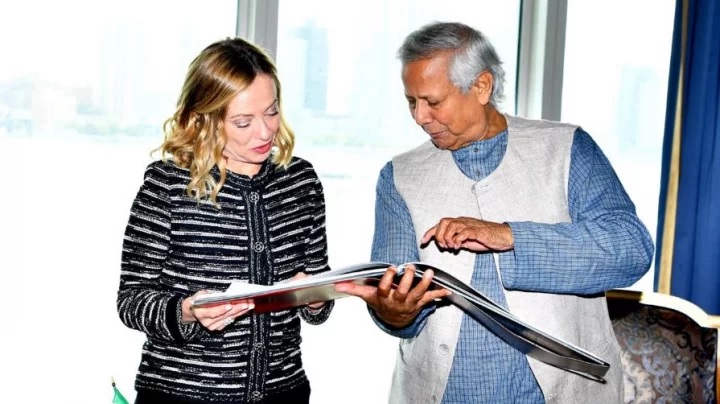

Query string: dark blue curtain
655 0 720 314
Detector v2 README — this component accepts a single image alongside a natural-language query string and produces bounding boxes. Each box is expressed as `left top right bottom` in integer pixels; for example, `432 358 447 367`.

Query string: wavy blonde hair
159 37 295 205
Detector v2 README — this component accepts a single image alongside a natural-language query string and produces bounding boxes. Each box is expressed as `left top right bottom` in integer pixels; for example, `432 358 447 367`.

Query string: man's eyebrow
405 94 433 100
228 99 278 119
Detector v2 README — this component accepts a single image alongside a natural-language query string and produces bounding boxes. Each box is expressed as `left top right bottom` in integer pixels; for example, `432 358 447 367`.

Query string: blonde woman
117 37 333 404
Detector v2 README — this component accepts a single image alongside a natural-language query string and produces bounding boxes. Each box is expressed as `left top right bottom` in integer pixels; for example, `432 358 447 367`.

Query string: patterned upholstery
607 290 718 404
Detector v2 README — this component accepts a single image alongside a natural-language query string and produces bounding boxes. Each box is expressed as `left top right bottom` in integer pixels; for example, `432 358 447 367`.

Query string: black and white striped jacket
118 157 333 403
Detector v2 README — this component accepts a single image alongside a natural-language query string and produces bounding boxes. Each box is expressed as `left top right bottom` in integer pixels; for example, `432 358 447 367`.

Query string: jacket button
253 242 265 252
438 343 449 355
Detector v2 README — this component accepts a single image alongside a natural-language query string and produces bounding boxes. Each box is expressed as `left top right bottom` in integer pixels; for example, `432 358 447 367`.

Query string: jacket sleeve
116 162 202 342
298 166 334 325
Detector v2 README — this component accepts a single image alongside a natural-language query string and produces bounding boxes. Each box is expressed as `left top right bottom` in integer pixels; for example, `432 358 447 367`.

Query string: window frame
238 0 567 120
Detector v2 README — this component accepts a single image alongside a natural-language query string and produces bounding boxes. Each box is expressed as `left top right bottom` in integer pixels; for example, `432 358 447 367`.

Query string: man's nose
412 103 432 126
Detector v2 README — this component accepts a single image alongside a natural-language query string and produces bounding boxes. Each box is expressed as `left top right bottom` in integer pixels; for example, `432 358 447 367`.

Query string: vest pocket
398 338 416 369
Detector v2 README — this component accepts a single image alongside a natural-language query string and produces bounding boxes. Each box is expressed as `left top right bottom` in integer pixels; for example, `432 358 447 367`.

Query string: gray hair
397 22 505 108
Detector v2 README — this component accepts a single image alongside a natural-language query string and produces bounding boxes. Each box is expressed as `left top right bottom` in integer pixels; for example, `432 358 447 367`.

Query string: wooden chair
606 290 719 403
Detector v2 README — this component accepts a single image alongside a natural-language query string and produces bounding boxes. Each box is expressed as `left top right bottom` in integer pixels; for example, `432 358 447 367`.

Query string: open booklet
191 262 610 382
192 262 393 312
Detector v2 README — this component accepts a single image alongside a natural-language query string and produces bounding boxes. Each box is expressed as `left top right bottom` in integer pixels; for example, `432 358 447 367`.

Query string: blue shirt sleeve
371 162 420 265
498 129 654 294
369 162 434 338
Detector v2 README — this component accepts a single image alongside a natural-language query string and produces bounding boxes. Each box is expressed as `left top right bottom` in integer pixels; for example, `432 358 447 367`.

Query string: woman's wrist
305 302 326 312
181 297 197 324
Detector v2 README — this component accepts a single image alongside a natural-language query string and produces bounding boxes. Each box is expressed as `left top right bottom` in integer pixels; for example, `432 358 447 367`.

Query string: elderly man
337 22 653 403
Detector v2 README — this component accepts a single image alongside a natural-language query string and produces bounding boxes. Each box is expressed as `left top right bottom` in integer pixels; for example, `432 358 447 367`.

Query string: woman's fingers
194 300 255 330
207 314 236 331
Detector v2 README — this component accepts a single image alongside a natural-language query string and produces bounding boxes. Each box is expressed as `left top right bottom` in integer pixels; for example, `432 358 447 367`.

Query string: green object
112 378 130 404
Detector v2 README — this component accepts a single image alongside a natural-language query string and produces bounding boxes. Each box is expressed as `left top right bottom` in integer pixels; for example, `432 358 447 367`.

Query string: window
275 2 521 402
276 0 521 262
2 1 674 401
0 1 237 402
562 0 675 291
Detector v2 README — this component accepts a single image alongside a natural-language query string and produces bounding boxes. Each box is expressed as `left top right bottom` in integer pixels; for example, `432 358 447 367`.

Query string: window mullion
236 0 279 60
516 0 567 121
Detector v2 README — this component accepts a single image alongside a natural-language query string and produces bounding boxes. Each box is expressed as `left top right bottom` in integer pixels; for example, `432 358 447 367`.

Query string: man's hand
335 265 451 328
421 217 514 252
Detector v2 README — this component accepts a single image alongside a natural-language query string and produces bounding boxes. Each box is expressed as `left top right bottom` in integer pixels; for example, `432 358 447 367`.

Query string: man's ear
473 71 493 105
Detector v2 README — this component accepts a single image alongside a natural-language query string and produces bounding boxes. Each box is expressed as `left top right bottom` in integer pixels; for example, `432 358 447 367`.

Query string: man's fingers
420 288 452 305
335 282 378 300
453 230 472 249
406 268 434 301
437 219 462 249
420 268 435 289
392 266 417 302
434 220 450 248
421 225 438 245
444 222 462 248
377 267 398 298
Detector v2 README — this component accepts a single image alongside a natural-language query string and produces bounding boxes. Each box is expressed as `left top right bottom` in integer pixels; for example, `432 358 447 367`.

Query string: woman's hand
181 290 254 331
292 272 326 310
